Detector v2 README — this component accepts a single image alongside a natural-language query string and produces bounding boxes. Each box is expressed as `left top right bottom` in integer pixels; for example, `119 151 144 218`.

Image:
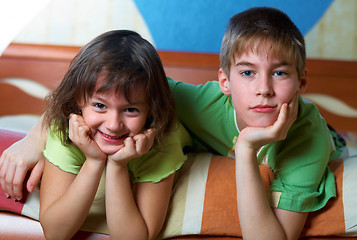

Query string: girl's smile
80 87 149 155
98 130 129 143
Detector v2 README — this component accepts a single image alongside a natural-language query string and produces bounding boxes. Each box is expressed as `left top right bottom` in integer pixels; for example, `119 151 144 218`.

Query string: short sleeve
43 128 85 174
127 123 192 183
168 77 238 156
261 97 336 212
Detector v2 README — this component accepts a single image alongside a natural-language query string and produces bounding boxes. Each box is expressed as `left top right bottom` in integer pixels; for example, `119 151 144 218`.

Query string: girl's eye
241 70 254 77
125 108 138 113
94 103 106 109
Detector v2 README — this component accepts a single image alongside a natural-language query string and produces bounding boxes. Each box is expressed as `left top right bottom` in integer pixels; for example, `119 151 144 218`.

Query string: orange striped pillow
159 132 357 239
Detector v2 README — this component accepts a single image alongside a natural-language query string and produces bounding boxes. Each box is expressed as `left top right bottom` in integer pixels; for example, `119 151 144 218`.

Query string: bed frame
1 43 357 132
0 43 356 239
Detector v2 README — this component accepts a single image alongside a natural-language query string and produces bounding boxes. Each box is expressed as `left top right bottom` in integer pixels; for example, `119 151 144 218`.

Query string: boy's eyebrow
235 60 293 68
235 61 254 67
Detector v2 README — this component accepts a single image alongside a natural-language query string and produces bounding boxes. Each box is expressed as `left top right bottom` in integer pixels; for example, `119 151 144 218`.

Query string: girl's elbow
40 223 59 240
40 219 74 240
109 226 151 240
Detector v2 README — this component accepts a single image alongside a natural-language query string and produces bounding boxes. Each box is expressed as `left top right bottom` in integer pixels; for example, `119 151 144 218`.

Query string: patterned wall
13 0 357 60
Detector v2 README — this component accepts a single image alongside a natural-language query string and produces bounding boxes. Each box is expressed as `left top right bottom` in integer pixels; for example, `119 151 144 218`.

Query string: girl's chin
99 144 125 155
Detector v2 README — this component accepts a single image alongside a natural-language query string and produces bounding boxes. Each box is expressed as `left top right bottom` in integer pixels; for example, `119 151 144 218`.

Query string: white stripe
0 78 50 99
22 186 40 220
343 149 357 235
303 93 357 118
181 153 211 234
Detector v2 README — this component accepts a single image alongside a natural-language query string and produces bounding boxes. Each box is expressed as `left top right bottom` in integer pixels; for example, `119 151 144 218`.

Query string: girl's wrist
85 156 107 169
107 157 128 167
106 159 128 173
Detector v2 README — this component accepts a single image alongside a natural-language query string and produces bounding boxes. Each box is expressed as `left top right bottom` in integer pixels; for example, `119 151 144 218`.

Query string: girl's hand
108 128 155 166
68 114 106 161
237 93 299 152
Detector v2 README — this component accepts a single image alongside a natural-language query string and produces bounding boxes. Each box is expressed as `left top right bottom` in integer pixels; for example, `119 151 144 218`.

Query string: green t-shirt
168 78 345 212
43 122 192 234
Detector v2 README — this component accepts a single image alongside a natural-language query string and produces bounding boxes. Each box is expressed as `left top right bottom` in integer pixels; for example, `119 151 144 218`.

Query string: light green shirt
43 122 192 234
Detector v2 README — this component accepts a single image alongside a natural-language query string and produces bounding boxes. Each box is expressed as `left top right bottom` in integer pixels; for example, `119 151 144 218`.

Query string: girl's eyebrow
91 93 146 106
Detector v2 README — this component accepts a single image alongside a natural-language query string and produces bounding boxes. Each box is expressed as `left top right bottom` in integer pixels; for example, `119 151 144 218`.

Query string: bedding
1 129 356 239
0 43 357 239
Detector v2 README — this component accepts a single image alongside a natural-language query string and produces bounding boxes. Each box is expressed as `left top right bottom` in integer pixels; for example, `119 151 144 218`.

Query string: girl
38 30 191 239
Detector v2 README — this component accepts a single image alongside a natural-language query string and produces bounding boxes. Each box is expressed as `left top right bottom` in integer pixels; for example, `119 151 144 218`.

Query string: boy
168 7 344 239
0 7 345 240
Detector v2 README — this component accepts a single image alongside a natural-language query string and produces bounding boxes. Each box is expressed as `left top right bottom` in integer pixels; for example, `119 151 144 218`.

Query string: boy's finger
27 158 45 193
4 163 17 200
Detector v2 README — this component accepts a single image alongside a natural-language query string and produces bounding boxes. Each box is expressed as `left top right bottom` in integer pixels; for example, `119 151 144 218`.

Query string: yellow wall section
305 0 357 60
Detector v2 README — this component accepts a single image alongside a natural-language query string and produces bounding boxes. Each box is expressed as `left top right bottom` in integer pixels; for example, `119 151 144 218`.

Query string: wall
11 0 357 60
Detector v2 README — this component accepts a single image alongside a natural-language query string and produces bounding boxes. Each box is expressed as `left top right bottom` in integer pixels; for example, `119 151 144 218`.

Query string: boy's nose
256 76 273 97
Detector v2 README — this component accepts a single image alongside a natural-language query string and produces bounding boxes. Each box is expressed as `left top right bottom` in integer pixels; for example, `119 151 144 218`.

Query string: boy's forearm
27 115 48 151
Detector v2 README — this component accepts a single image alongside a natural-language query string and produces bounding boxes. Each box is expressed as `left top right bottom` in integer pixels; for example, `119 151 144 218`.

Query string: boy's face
218 48 307 130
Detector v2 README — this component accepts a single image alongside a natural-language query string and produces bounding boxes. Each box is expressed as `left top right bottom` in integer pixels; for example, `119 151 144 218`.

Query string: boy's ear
218 68 231 95
299 68 308 94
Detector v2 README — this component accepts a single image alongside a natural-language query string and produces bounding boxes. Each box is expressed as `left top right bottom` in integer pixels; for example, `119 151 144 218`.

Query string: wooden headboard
1 43 356 131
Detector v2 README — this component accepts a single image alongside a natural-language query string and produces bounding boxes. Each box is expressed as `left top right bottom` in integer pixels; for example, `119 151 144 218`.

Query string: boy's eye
274 71 287 77
94 103 106 109
241 70 254 77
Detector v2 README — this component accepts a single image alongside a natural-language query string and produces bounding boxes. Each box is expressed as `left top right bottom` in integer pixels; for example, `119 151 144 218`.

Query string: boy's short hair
220 7 306 79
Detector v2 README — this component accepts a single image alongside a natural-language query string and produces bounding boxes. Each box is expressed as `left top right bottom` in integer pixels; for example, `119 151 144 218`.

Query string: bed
0 43 357 239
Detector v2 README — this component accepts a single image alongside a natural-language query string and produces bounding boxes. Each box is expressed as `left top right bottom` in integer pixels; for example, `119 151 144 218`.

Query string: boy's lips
250 104 277 113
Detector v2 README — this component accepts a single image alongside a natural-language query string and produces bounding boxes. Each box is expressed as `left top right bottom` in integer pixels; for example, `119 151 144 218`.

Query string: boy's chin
248 119 276 128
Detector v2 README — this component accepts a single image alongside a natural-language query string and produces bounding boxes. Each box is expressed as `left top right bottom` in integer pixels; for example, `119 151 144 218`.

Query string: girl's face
219 46 307 130
80 87 149 155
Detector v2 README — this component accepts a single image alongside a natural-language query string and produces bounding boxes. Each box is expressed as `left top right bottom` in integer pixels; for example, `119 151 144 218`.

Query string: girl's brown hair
43 30 176 146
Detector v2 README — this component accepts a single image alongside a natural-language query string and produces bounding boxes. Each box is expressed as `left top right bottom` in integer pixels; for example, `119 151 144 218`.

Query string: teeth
102 132 120 139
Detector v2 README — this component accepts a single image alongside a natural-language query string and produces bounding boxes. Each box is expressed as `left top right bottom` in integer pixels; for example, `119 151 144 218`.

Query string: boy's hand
237 93 299 151
108 128 155 166
69 114 106 162
0 118 47 201
0 138 45 201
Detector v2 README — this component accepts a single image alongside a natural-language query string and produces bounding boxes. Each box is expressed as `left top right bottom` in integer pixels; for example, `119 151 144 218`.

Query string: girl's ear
299 68 308 94
218 68 231 95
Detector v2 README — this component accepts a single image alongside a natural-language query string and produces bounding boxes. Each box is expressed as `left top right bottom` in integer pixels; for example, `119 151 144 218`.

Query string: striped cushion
159 132 357 238
1 129 357 238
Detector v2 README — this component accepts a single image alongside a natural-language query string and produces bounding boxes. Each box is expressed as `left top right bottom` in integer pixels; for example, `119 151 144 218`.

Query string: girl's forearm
40 159 105 240
105 161 149 240
235 145 286 240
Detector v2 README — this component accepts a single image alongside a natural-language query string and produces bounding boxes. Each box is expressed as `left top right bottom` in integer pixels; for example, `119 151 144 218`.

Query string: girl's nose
105 112 122 131
256 76 274 97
